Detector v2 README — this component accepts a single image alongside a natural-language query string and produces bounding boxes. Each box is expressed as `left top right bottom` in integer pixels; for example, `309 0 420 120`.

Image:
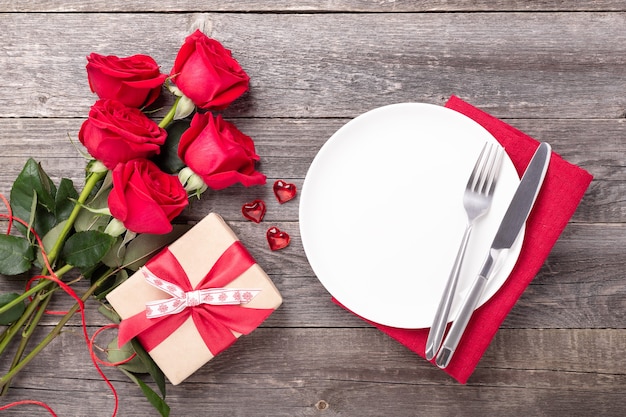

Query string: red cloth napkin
333 95 593 383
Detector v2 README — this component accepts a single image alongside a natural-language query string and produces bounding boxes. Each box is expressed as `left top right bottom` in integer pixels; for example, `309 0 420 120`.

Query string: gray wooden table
1 1 625 416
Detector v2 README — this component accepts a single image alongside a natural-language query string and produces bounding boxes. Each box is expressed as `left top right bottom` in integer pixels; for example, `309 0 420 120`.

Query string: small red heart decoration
266 226 290 251
273 180 297 204
241 199 266 223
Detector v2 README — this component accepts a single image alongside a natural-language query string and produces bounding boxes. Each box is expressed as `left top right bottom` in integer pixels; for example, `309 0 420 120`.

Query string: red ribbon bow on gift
117 241 275 355
142 266 261 318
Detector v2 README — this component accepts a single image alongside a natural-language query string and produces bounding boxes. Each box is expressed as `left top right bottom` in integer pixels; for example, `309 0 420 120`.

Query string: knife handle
435 249 497 369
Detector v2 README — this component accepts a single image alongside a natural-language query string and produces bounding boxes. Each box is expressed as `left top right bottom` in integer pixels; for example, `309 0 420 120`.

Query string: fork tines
469 142 504 196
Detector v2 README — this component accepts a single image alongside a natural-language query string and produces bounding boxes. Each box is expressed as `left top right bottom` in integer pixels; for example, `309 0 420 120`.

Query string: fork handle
425 224 473 360
435 249 498 369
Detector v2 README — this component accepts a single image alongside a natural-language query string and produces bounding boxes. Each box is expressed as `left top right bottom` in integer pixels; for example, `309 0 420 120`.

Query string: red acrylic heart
241 199 266 223
266 226 290 251
273 180 297 204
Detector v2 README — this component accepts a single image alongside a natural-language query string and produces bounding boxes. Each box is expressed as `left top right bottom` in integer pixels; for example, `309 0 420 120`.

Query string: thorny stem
0 280 49 316
0 264 74 317
0 293 41 358
0 264 74 395
1 288 54 395
0 269 116 391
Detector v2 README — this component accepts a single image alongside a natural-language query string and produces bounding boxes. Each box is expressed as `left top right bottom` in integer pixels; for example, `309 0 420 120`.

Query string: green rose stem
0 262 75 320
46 170 108 269
0 264 73 395
0 170 106 394
0 268 116 392
0 280 49 317
158 95 181 129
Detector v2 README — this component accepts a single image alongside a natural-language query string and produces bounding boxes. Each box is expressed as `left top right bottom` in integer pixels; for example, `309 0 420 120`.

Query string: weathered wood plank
1 328 625 416
0 12 624 119
0 118 622 223
1 0 625 12
505 223 626 329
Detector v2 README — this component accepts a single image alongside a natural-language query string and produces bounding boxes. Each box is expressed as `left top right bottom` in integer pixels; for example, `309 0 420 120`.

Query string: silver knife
435 142 551 369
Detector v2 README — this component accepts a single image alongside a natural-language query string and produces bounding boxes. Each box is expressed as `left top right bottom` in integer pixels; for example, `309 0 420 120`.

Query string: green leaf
74 181 112 232
55 178 79 223
123 225 190 271
91 169 114 201
36 220 68 268
10 158 58 237
0 234 34 275
62 231 116 268
152 120 189 174
0 293 26 325
119 368 170 417
131 338 167 398
101 237 126 268
98 303 121 323
28 190 38 238
107 337 149 374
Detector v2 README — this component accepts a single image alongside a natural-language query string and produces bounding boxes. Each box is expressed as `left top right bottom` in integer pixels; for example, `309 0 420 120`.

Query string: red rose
170 30 250 110
79 99 167 169
108 159 188 234
178 112 266 190
86 53 166 108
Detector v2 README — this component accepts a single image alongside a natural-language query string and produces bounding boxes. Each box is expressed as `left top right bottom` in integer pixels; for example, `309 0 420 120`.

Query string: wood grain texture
0 12 624 119
0 3 625 417
1 0 625 12
1 328 625 416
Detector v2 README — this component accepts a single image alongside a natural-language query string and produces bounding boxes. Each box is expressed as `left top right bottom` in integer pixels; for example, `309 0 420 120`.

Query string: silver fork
425 142 504 360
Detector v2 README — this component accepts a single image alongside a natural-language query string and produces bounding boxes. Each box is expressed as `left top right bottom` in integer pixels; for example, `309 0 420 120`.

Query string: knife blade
435 142 551 369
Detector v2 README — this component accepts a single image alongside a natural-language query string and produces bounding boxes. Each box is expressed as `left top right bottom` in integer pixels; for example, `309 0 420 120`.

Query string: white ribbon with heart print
141 267 262 319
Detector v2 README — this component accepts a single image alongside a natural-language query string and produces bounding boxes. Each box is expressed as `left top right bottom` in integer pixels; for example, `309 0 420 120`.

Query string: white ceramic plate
299 103 524 329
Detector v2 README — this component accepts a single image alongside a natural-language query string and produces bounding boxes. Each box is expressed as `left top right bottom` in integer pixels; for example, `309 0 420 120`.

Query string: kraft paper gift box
106 213 282 385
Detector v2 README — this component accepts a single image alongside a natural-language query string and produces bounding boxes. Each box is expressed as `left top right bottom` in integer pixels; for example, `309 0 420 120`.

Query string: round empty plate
299 103 523 329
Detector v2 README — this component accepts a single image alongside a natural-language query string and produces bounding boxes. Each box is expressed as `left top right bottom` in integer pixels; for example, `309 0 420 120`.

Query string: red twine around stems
24 275 71 315
0 193 119 416
90 324 137 368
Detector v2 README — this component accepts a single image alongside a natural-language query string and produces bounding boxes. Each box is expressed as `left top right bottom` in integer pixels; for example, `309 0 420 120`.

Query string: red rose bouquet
0 31 264 416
